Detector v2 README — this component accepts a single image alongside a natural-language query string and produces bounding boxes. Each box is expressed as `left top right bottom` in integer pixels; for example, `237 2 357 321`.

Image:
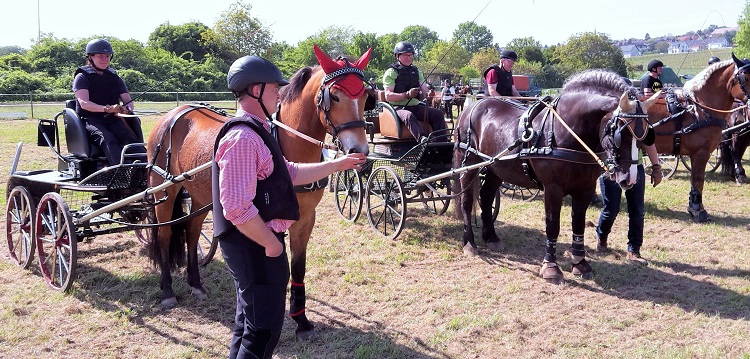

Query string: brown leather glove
406 87 421 99
649 164 663 187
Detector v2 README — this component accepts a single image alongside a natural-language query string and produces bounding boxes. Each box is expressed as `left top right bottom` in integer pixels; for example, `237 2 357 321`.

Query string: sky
0 0 744 50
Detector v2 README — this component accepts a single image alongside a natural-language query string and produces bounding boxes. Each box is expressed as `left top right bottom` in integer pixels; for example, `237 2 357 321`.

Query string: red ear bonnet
314 44 372 98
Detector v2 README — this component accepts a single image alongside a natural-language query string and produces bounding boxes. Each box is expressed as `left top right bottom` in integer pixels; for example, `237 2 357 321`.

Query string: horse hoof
539 262 564 284
295 328 316 341
191 287 208 301
463 243 478 256
737 175 748 184
486 241 505 252
688 208 711 223
161 297 178 309
571 259 594 279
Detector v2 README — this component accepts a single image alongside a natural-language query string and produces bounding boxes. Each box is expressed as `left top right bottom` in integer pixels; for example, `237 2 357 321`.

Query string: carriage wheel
366 166 406 239
334 169 363 222
6 186 36 268
197 213 217 267
420 177 452 215
644 155 679 179
680 148 721 173
133 208 155 245
499 182 541 201
34 193 77 291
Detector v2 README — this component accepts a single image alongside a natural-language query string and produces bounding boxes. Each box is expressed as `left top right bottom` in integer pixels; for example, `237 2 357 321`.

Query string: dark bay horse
453 85 472 115
454 69 659 283
719 101 750 183
649 54 750 221
146 47 372 339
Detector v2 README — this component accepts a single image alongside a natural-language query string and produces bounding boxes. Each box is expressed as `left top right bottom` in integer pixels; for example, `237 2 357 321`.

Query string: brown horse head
311 44 372 155
602 92 660 189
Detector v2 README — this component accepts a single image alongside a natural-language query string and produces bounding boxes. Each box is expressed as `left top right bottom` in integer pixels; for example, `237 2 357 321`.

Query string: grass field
3 114 750 358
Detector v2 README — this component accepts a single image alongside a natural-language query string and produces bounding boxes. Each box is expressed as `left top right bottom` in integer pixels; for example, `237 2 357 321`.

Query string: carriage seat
62 99 145 161
377 101 431 140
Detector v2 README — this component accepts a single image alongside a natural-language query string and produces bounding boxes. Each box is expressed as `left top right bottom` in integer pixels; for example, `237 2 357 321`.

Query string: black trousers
220 231 290 359
84 115 142 165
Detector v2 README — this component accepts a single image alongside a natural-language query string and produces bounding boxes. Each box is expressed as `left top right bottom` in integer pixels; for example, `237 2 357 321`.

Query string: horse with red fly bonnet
453 69 659 283
146 46 373 340
648 53 750 222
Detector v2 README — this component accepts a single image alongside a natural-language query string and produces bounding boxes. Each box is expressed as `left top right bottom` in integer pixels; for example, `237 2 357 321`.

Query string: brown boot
627 251 648 265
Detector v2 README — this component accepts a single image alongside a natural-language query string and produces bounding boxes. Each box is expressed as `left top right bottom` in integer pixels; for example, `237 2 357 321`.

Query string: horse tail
149 196 187 269
719 138 733 178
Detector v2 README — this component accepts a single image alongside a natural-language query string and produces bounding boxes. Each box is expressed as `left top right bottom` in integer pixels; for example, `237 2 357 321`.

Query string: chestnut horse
649 54 750 222
453 85 472 116
454 69 659 283
146 46 372 340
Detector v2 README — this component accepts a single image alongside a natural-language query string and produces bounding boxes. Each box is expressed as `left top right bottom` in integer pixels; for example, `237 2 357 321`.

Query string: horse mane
280 66 320 103
562 69 634 97
683 60 732 94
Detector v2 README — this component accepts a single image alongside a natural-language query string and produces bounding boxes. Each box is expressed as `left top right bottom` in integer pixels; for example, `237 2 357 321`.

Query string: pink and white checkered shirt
215 110 299 233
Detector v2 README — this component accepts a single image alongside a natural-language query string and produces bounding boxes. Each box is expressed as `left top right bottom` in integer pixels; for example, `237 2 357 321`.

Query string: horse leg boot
687 187 711 222
570 234 593 279
539 238 564 284
289 282 314 340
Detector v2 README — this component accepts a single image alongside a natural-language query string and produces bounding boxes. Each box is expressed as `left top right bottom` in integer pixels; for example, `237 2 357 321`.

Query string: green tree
26 34 79 77
213 2 272 60
653 41 670 54
736 1 750 58
420 40 470 78
398 25 439 60
0 69 50 93
556 32 627 76
452 22 493 55
506 37 544 64
0 46 25 56
468 47 499 74
149 22 213 60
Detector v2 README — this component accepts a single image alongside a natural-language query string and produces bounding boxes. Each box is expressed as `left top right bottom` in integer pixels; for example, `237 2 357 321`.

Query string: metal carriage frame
5 105 217 292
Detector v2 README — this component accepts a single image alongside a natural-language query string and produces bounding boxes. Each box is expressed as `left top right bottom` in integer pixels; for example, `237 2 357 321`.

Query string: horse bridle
603 100 651 171
317 58 369 141
733 62 750 105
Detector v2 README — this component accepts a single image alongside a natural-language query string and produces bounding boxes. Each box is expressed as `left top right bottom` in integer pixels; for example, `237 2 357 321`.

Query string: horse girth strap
496 147 607 165
149 104 220 173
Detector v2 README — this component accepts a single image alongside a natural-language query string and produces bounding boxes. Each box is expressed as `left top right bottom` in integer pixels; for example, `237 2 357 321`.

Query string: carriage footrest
372 137 418 157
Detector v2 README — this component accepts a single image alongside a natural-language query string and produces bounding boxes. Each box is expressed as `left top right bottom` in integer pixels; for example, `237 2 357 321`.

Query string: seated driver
72 38 143 165
382 41 447 142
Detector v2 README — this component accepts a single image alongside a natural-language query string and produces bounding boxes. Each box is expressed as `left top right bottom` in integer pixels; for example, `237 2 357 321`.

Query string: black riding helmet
227 56 289 94
500 50 518 61
394 41 415 56
86 38 114 56
648 59 664 72
708 56 721 65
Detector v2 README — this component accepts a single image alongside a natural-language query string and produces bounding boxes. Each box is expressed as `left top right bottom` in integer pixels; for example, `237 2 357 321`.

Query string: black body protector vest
390 62 420 94
212 118 300 240
74 65 121 119
483 65 513 96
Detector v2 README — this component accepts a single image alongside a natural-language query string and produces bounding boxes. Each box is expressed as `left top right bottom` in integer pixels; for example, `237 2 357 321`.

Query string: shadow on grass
572 252 750 320
276 296 451 359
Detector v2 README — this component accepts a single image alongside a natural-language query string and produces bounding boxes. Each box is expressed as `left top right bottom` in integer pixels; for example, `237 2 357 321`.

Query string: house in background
706 38 729 49
620 45 642 58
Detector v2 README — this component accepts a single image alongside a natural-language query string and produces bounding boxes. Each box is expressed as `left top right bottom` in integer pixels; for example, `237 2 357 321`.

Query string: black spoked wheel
420 177 452 215
197 213 216 267
644 155 679 179
680 148 721 173
6 186 36 268
34 192 77 291
366 166 406 239
334 169 363 222
133 207 155 245
499 182 541 201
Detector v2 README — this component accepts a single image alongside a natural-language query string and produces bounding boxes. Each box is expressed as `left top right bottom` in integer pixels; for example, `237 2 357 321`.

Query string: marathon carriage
332 93 501 239
5 101 217 291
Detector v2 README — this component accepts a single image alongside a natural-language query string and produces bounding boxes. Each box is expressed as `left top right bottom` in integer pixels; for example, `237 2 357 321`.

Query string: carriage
331 92 510 239
5 101 217 291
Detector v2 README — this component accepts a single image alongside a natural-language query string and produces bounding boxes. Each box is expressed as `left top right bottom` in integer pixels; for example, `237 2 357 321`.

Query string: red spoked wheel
6 186 36 268
34 192 77 291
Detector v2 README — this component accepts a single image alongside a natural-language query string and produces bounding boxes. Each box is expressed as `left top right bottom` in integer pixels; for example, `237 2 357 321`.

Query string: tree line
1 1 748 96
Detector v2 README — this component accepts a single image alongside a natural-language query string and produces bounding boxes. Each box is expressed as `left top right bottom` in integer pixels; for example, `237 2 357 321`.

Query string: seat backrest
378 102 431 140
63 108 93 158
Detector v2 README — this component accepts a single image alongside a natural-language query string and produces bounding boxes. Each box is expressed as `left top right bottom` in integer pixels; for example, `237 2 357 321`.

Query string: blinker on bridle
610 101 650 149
